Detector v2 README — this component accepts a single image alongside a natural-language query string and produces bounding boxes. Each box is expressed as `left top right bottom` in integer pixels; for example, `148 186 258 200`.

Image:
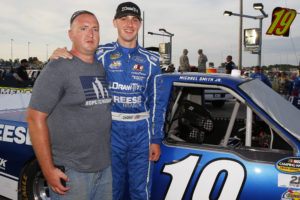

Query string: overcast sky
0 0 299 68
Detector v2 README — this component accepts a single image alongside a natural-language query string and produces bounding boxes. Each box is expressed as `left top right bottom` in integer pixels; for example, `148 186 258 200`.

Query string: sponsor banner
0 87 32 110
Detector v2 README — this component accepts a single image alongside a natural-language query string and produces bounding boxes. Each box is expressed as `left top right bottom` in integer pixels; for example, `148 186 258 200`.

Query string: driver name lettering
179 76 220 82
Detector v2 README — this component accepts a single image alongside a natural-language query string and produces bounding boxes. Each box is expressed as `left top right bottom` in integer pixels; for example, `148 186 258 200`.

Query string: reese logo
0 157 7 170
0 124 32 145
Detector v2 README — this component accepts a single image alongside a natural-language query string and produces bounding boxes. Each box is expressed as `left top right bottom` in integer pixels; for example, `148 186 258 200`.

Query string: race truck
1 72 300 200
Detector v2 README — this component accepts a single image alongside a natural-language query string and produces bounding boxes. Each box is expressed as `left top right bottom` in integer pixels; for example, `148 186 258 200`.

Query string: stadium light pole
148 29 174 64
253 3 268 68
28 41 31 59
10 39 14 62
224 3 268 68
46 44 48 61
10 38 14 70
159 28 174 64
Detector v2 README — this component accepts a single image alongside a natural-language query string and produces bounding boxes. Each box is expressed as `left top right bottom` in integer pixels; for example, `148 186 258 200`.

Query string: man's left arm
148 57 164 162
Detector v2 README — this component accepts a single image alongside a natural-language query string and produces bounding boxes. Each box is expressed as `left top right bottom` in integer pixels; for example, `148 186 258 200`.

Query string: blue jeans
50 166 112 200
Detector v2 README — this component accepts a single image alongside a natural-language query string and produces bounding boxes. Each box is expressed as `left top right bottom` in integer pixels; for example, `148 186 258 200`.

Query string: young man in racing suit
96 3 162 199
50 2 164 199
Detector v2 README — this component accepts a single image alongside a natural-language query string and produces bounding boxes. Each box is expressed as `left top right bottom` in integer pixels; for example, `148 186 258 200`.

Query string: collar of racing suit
115 40 140 56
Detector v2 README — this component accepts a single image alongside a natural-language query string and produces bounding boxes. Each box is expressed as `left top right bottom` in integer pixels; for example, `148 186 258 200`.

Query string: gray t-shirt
29 55 112 172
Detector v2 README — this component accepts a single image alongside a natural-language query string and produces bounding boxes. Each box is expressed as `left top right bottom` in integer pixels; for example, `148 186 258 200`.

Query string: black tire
212 100 225 108
18 159 50 200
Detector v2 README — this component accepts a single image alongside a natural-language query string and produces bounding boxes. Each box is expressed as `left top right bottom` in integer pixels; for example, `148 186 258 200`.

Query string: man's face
21 62 28 67
113 15 141 46
69 14 99 55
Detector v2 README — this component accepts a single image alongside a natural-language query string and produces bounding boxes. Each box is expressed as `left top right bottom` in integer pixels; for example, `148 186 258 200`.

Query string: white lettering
179 76 198 81
110 82 142 92
85 99 111 106
0 124 31 145
0 88 32 94
14 126 26 144
122 6 138 13
199 77 214 82
0 124 3 140
0 158 7 168
113 96 142 104
3 125 14 142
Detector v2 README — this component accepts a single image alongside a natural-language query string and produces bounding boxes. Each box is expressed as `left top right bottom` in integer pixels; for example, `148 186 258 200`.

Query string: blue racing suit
292 76 300 97
250 72 272 88
95 41 164 200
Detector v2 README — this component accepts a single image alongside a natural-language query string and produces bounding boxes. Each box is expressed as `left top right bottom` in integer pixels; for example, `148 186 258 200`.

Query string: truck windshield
239 79 300 140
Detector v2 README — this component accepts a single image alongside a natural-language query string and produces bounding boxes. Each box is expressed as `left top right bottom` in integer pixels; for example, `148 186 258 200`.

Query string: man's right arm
26 108 70 194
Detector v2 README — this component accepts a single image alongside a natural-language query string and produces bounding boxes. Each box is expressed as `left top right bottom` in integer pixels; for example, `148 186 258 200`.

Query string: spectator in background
1 69 15 85
289 74 295 96
0 68 4 80
179 49 191 72
292 70 300 97
250 66 272 88
197 49 208 73
166 64 175 73
278 71 290 97
225 55 236 74
14 59 29 83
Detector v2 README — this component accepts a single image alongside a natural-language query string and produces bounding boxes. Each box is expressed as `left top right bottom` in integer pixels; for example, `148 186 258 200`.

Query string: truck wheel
18 159 50 200
212 100 225 108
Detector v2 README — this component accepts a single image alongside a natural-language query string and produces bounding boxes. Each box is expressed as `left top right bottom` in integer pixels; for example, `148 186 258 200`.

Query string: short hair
198 49 203 53
183 49 188 53
70 10 96 25
21 59 28 64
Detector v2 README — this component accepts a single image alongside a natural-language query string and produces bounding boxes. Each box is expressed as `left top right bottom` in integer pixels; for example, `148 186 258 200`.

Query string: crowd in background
1 56 300 101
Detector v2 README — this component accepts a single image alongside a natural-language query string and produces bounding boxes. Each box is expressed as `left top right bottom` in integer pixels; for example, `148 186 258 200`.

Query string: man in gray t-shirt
26 10 112 199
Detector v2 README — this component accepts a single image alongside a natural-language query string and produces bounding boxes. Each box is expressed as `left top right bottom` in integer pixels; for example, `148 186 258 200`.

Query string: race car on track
1 71 300 200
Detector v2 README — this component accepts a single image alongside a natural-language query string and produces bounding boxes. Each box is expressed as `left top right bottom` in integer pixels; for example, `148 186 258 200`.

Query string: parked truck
1 72 300 200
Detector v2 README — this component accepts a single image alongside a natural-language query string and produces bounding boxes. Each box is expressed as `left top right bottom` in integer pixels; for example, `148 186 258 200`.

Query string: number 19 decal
266 8 297 36
162 155 246 200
